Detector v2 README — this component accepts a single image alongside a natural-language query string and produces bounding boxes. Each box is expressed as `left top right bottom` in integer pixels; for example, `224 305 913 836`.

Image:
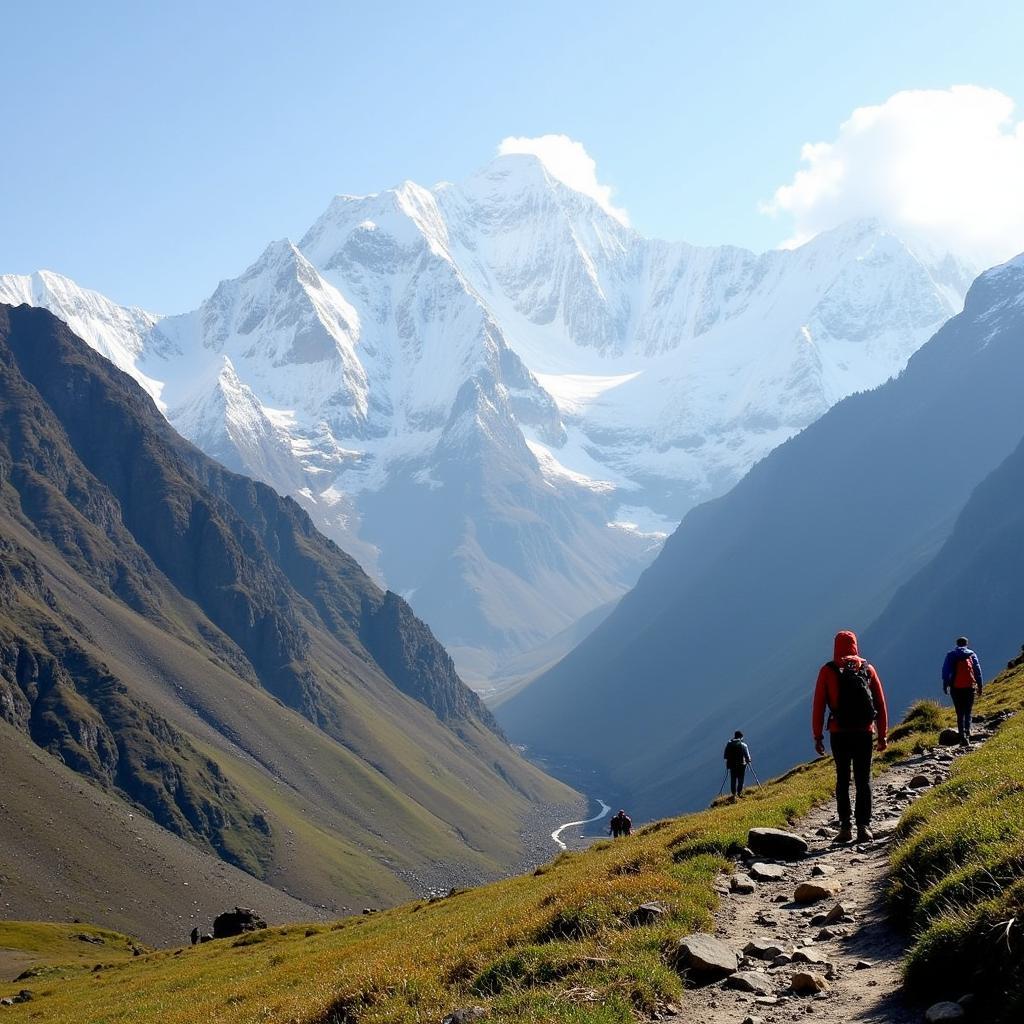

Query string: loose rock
744 938 786 960
442 1009 489 1024
794 880 842 903
671 932 738 983
628 901 669 926
731 874 757 894
938 728 963 746
925 1002 965 1023
811 864 835 877
791 972 829 994
750 862 787 881
748 828 809 860
823 902 854 924
726 971 774 996
908 774 932 788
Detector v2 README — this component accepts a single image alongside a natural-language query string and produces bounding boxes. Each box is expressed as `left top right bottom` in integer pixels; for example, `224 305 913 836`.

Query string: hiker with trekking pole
812 629 889 844
723 730 752 801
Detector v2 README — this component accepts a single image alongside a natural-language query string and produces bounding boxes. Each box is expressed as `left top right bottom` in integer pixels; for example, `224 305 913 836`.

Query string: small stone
938 728 962 746
750 862 788 881
671 933 738 982
628 901 669 926
748 828 810 860
794 880 842 903
726 971 774 996
908 774 932 788
744 938 786 960
442 1009 489 1024
823 902 854 924
755 996 779 1006
791 972 829 994
811 863 835 877
815 927 841 940
925 1002 966 1023
742 1016 765 1024
855 960 873 970
809 913 828 926
792 948 830 967
732 874 757 894
772 953 794 967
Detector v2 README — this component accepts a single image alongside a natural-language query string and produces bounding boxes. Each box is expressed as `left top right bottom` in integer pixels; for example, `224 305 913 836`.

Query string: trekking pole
717 770 729 796
750 766 763 788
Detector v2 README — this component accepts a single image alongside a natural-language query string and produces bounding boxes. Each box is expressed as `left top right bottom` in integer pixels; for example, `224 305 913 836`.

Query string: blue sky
3 0 1024 311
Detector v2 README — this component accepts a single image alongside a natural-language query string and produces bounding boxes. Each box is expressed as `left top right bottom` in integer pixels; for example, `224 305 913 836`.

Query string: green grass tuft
890 666 1024 1020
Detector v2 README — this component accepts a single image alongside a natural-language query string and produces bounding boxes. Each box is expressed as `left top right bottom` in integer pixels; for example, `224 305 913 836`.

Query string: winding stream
550 799 611 850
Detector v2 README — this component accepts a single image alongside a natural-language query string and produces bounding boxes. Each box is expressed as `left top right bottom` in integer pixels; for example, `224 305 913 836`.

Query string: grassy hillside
0 693 978 1024
0 302 577 933
890 657 1024 1018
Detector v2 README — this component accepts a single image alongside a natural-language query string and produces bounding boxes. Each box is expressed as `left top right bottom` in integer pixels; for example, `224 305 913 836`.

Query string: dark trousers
830 731 874 827
729 766 746 795
951 688 975 740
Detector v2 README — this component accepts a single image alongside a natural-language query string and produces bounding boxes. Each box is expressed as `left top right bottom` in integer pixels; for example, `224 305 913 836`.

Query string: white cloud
764 86 1024 268
498 134 630 225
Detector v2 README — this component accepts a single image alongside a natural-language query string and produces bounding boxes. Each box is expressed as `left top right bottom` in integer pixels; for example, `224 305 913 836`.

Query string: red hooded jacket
812 630 888 742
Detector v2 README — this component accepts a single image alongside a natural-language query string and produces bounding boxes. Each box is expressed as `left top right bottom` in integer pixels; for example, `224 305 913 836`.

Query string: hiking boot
835 823 853 844
856 826 874 843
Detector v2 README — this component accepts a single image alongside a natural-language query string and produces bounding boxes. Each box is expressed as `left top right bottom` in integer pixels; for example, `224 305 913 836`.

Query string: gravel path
665 723 999 1024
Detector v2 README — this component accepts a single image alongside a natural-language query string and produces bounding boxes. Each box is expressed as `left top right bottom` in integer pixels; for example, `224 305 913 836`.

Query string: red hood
833 630 860 661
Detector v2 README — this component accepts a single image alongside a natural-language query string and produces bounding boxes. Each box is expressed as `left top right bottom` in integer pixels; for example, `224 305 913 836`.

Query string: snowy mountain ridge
0 151 976 684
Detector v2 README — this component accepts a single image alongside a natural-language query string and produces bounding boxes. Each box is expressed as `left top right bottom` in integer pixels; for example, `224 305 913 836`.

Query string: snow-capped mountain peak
2 150 978 686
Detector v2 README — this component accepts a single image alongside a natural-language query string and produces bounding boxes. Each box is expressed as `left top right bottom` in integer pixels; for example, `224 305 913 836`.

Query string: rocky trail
665 721 1003 1024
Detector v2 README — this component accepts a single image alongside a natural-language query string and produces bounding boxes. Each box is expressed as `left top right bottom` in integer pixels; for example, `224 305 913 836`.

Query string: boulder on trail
670 933 737 983
938 728 962 746
743 938 785 961
794 880 842 903
212 907 267 939
628 901 669 927
925 1002 965 1023
726 971 774 996
791 972 829 994
908 774 932 788
749 862 787 881
811 863 835 877
748 828 808 860
731 873 756 894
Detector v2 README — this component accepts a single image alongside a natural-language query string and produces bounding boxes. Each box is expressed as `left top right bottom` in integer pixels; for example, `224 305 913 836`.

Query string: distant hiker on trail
609 809 632 838
724 730 752 800
812 629 888 844
190 926 199 946
943 636 983 747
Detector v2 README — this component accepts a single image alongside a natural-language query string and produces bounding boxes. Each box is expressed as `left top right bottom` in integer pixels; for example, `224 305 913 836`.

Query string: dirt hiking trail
664 724 1000 1024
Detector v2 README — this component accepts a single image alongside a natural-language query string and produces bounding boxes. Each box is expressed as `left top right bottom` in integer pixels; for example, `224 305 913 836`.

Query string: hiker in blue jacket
942 636 983 747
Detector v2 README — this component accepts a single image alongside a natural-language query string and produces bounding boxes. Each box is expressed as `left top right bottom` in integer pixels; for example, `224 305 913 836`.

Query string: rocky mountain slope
0 302 577 936
0 153 973 682
499 254 1024 816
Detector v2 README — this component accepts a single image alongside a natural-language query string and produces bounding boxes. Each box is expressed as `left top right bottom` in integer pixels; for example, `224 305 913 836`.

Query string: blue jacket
942 646 983 689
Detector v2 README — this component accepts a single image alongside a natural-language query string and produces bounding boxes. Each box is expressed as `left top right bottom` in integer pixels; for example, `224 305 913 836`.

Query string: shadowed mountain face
499 255 1024 818
864 426 1024 697
0 303 576 931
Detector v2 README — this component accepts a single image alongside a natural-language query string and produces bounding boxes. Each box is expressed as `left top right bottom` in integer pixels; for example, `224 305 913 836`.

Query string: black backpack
725 739 747 768
829 660 877 730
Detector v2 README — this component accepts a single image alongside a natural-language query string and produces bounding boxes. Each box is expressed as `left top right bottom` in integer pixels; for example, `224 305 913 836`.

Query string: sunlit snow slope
0 152 974 684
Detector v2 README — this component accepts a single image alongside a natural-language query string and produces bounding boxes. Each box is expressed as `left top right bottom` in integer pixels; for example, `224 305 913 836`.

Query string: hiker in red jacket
812 630 888 844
